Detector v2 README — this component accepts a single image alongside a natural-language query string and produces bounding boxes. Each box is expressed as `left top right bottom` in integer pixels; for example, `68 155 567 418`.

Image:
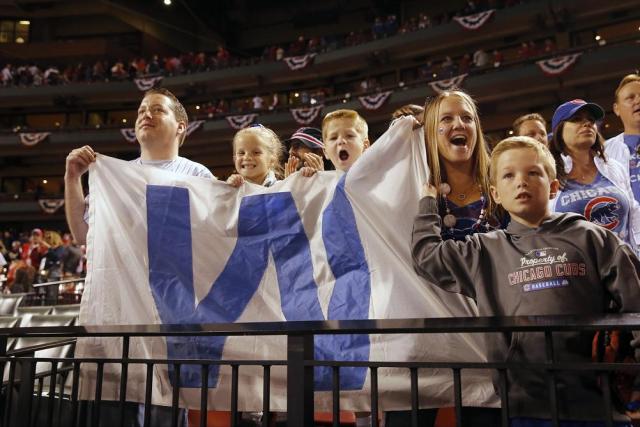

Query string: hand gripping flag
76 117 496 412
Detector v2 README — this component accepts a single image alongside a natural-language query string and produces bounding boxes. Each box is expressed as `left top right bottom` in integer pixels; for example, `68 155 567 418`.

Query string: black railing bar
498 369 509 427
4 361 16 425
7 338 77 356
0 356 288 366
600 372 614 427
2 313 640 338
93 362 104 427
47 361 58 427
2 356 639 373
230 364 239 427
410 367 419 427
118 336 130 427
32 278 84 288
332 366 340 427
304 360 640 371
70 362 80 427
34 376 44 427
200 364 209 427
143 363 153 427
371 367 379 427
262 365 270 427
171 363 181 427
453 368 462 427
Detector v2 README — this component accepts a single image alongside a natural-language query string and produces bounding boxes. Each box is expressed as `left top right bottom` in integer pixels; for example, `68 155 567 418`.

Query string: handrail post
287 334 314 427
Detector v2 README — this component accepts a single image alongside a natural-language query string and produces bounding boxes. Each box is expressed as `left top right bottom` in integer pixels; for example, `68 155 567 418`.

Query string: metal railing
1 313 640 427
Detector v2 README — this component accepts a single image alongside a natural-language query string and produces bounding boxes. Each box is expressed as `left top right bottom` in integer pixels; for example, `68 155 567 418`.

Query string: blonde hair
322 109 369 141
490 136 557 184
232 125 284 178
422 90 493 211
615 74 640 102
512 113 547 135
44 230 63 248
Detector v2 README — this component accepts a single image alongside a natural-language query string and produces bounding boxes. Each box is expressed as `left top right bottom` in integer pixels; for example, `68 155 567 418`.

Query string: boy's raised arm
411 196 483 300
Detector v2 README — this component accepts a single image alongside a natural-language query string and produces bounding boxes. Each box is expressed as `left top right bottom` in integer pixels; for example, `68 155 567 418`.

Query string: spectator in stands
605 74 640 204
11 264 35 294
492 49 503 67
372 17 385 39
110 60 127 81
517 41 532 59
548 99 640 252
43 231 64 303
64 88 215 245
441 55 456 77
418 13 431 29
252 95 264 110
542 38 557 54
472 48 490 68
1 63 13 86
385 15 398 36
61 233 82 277
283 127 326 178
389 89 505 427
458 53 471 74
412 135 640 426
27 228 49 270
512 113 549 146
227 125 283 187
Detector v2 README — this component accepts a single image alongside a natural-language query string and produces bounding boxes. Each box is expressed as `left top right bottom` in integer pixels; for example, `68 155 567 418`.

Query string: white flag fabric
76 117 496 411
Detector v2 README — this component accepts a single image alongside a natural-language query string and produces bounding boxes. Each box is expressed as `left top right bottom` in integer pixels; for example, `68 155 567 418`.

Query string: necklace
442 180 479 201
438 182 487 229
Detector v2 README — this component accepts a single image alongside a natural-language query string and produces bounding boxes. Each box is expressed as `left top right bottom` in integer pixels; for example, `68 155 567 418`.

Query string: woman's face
561 110 598 154
436 97 478 166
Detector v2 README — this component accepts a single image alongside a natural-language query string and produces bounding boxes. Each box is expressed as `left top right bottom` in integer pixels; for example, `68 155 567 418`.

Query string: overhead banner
134 76 163 91
429 74 468 94
358 91 393 110
453 10 495 30
283 53 317 71
120 128 137 143
225 114 258 130
536 53 582 76
290 105 324 125
19 132 50 147
76 117 496 411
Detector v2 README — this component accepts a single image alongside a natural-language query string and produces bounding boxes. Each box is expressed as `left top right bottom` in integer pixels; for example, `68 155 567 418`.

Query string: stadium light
164 0 172 5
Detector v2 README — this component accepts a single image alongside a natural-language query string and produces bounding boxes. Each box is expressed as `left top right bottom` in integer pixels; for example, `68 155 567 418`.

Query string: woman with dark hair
549 99 640 253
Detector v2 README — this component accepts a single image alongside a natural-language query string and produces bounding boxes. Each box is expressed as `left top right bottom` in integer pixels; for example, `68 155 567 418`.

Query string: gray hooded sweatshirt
412 196 640 421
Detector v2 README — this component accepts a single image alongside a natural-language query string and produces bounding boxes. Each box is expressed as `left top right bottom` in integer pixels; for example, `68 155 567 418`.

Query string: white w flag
76 117 495 411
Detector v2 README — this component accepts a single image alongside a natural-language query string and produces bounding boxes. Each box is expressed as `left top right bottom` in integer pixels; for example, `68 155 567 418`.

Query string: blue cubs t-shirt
623 134 640 202
438 198 507 241
555 172 631 244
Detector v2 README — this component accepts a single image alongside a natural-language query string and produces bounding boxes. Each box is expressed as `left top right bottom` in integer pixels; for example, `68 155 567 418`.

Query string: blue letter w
147 177 370 390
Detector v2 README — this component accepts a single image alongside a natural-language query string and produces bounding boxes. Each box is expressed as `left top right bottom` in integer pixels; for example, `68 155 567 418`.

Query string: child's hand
421 183 438 198
300 166 318 177
284 156 299 178
226 174 244 187
302 153 324 171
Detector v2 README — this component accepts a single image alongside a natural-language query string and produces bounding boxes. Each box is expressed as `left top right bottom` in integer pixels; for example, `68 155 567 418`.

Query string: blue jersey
555 172 631 244
438 197 506 241
623 134 640 202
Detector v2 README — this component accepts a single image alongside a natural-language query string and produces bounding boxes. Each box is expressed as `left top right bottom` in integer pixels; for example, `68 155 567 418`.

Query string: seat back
50 304 80 317
0 295 24 316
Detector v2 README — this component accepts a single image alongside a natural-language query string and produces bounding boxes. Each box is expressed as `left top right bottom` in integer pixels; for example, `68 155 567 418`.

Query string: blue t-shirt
438 197 507 241
555 172 631 244
623 134 640 202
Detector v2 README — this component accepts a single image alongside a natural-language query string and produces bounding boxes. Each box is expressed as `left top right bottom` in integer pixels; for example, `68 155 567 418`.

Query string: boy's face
490 147 559 228
613 81 640 132
135 93 185 150
323 118 369 172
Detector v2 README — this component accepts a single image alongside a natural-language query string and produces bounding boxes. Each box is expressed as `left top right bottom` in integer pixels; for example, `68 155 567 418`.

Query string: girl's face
234 133 272 184
561 110 598 154
436 97 478 166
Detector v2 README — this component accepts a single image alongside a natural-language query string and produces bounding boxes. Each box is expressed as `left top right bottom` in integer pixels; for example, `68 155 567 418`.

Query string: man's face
490 147 559 228
135 93 184 149
614 81 640 133
323 118 369 172
517 119 548 146
289 143 320 169
31 232 41 244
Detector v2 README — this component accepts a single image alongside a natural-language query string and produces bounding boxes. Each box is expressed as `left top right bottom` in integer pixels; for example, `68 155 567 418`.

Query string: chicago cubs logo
584 196 620 230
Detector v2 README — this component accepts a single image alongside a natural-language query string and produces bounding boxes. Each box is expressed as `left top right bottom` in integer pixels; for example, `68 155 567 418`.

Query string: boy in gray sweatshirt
412 136 640 425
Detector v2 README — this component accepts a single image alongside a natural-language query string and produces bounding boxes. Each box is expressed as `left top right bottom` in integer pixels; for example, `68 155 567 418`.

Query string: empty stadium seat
0 295 25 316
